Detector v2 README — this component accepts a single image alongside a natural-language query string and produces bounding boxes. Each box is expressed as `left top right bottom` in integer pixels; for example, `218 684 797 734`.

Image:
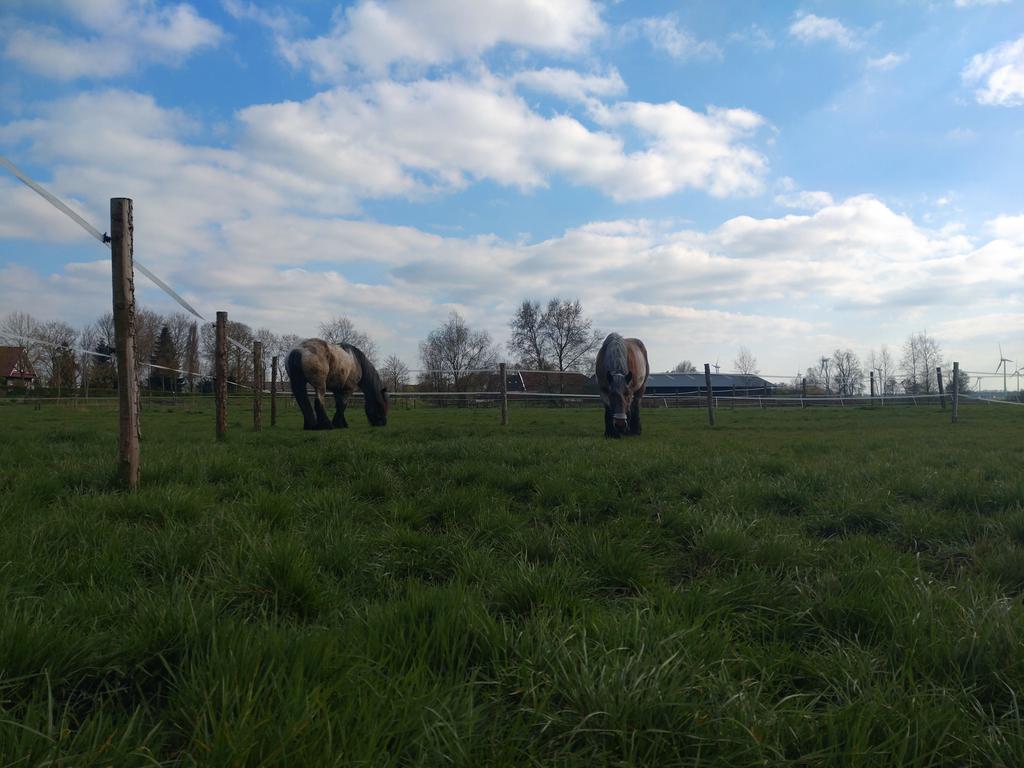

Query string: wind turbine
996 345 1014 395
713 358 720 374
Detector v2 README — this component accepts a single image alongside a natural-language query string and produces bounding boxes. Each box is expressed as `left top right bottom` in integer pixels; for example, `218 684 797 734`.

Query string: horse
285 339 389 429
595 333 649 438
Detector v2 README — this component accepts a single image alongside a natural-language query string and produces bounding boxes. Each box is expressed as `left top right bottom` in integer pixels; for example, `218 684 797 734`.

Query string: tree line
0 296 603 395
2 306 972 398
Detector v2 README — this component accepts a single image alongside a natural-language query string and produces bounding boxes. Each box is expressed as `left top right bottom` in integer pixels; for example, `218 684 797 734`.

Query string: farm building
1 346 36 389
644 372 775 397
488 370 593 395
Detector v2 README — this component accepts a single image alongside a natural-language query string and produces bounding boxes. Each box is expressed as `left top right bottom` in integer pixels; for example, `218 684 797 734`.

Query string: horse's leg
628 396 642 436
295 386 316 430
604 405 620 439
313 387 333 429
332 389 349 428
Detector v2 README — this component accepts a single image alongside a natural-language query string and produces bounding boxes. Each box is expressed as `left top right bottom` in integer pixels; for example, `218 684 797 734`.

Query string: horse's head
364 386 389 427
606 370 633 432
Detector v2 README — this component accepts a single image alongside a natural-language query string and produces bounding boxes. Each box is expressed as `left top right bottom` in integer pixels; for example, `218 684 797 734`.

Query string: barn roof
0 346 35 379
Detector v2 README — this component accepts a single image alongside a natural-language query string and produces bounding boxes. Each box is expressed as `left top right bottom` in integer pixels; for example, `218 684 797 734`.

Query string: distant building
1 346 36 389
643 372 775 397
488 369 593 395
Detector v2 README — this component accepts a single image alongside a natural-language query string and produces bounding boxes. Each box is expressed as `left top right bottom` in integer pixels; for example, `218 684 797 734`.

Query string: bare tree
900 331 942 394
36 320 78 394
164 313 194 363
78 323 99 394
540 298 602 377
200 318 254 390
419 312 496 390
135 308 163 387
866 346 898 395
1 312 43 371
831 348 865 396
185 321 200 391
507 300 548 369
734 346 759 375
672 360 697 373
318 316 378 362
380 355 410 392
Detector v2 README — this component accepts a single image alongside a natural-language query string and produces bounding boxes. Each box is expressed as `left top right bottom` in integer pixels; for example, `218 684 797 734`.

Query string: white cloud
280 0 605 80
789 13 861 50
622 15 722 60
510 67 626 102
963 35 1024 106
868 52 908 70
238 77 768 202
954 0 1010 6
989 214 1024 242
1 0 222 80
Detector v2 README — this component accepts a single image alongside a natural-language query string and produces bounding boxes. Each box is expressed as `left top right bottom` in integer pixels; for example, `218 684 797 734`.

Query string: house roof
0 346 35 379
646 372 773 389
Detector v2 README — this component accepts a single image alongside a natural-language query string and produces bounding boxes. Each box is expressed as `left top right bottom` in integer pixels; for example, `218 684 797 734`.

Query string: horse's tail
285 348 316 428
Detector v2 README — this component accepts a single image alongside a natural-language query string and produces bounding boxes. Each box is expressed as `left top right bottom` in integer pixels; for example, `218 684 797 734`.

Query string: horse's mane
342 343 383 397
602 333 629 374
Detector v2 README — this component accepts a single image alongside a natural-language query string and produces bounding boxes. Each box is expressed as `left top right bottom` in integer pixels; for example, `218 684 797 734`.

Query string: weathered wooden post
936 366 946 410
951 361 959 423
801 377 807 408
111 198 140 490
870 370 875 403
271 355 278 427
215 311 227 440
704 363 716 427
499 362 508 426
253 341 263 432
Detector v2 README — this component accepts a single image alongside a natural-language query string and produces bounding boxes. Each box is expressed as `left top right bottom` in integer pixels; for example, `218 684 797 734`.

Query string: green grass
2 400 1024 766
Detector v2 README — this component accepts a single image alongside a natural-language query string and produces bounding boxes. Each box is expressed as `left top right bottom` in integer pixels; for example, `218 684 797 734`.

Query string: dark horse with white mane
596 333 649 438
286 339 389 429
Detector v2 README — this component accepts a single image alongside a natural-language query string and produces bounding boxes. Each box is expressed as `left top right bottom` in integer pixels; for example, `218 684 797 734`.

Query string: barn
489 370 592 395
644 372 775 397
1 346 36 390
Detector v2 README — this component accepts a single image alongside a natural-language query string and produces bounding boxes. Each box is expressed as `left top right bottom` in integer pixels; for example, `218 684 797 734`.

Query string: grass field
2 400 1024 766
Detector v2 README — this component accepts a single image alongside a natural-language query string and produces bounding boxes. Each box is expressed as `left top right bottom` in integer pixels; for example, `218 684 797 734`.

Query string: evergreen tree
149 325 181 391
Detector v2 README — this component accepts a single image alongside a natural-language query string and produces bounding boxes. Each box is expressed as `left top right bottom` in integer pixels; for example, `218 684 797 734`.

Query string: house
1 346 36 389
643 372 775 397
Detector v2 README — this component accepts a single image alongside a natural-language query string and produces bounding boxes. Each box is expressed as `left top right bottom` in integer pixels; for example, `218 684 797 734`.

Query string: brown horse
596 333 649 438
285 339 389 429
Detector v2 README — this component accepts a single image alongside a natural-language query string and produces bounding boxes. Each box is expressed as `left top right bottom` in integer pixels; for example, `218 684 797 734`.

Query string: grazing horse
285 339 389 429
596 333 649 438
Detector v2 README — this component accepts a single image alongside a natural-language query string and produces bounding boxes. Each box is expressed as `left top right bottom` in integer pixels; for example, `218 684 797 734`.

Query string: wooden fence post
870 370 875 403
110 197 140 490
271 356 278 427
704 363 716 427
951 362 959 423
253 341 263 432
500 362 508 426
936 366 946 410
215 311 227 440
801 377 807 408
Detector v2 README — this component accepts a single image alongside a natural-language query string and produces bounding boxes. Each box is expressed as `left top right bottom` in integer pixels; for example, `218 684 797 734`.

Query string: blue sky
1 0 1023 379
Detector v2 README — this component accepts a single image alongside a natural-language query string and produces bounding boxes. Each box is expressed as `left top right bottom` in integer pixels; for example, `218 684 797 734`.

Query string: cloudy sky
1 0 1022 378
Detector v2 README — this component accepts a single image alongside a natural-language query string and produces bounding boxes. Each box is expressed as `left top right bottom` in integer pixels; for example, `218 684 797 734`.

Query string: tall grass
1 401 1023 765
